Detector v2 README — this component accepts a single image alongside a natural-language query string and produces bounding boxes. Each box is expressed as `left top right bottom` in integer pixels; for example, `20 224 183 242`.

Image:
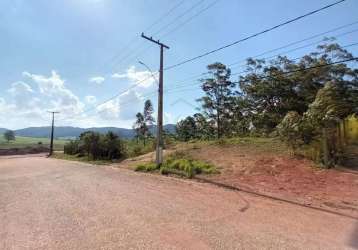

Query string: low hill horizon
0 124 176 139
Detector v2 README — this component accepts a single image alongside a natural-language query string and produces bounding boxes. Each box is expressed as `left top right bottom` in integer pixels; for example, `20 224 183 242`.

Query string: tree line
176 41 358 166
63 100 162 160
64 131 125 160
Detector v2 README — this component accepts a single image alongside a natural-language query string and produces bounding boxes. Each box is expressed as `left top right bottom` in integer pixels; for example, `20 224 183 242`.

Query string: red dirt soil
186 144 358 217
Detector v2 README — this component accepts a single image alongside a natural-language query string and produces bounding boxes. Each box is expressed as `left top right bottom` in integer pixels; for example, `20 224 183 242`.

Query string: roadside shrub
160 166 188 177
191 160 217 174
64 140 80 155
168 150 191 160
63 131 125 160
132 145 144 157
135 162 158 172
164 158 217 178
136 152 218 179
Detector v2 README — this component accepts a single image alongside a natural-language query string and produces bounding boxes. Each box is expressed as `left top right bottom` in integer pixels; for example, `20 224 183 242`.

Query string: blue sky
0 0 357 129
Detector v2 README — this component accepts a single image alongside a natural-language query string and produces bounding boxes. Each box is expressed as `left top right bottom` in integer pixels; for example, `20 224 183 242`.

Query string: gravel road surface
0 155 357 249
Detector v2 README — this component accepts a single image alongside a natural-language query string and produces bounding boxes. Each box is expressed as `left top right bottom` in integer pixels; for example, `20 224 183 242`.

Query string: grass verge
135 151 218 178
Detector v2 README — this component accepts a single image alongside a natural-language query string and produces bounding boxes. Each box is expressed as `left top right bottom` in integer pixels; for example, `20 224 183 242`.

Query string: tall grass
135 150 218 178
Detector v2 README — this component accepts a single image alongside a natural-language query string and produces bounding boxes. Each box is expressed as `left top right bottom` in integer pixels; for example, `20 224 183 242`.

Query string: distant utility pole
141 32 169 166
47 111 60 156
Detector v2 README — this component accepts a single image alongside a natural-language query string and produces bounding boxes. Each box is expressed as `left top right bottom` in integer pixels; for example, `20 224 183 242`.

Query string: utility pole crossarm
141 33 170 49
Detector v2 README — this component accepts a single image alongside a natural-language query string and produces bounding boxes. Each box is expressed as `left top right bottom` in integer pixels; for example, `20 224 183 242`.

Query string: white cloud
7 81 39 112
96 99 120 120
111 73 125 79
8 81 33 94
23 71 62 94
0 98 13 114
164 112 175 124
96 89 143 121
23 70 84 116
117 90 143 120
89 76 105 84
0 70 157 129
85 95 97 104
0 71 88 129
112 66 156 88
0 95 44 128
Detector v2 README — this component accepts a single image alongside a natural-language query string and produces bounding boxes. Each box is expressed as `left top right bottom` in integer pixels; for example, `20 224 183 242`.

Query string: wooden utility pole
141 33 169 166
48 111 60 156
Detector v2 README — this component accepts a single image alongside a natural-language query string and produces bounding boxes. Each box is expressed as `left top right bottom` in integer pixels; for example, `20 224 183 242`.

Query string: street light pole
138 61 159 85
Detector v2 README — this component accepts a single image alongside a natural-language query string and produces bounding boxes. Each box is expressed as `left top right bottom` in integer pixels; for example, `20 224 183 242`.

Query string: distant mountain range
0 128 7 134
1 125 176 139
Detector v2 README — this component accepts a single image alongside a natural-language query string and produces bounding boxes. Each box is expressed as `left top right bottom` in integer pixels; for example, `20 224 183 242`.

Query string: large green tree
176 116 197 141
143 99 155 137
198 62 235 138
3 130 15 143
133 112 147 145
304 81 356 166
239 42 358 133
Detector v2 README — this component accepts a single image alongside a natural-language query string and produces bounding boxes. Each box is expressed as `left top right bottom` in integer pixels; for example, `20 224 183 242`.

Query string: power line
62 38 358 122
108 0 207 73
229 29 358 72
110 0 220 74
160 56 357 96
98 57 358 120
152 0 207 36
60 3 352 121
228 25 358 67
145 0 187 32
229 41 358 77
233 57 358 83
98 0 186 73
57 72 158 122
161 0 221 38
160 25 358 92
164 0 348 70
62 56 358 123
228 20 358 67
165 44 358 92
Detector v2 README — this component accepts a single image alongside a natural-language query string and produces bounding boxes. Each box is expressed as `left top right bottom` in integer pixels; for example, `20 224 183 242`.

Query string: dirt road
1 155 357 249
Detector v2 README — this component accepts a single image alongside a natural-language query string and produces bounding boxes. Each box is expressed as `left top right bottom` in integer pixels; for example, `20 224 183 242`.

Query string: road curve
0 155 357 249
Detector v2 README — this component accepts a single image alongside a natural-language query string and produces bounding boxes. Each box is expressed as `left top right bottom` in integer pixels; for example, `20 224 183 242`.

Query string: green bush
135 162 159 172
64 140 80 155
135 153 218 179
163 158 217 178
132 145 144 157
63 131 125 160
125 138 156 158
160 167 187 177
